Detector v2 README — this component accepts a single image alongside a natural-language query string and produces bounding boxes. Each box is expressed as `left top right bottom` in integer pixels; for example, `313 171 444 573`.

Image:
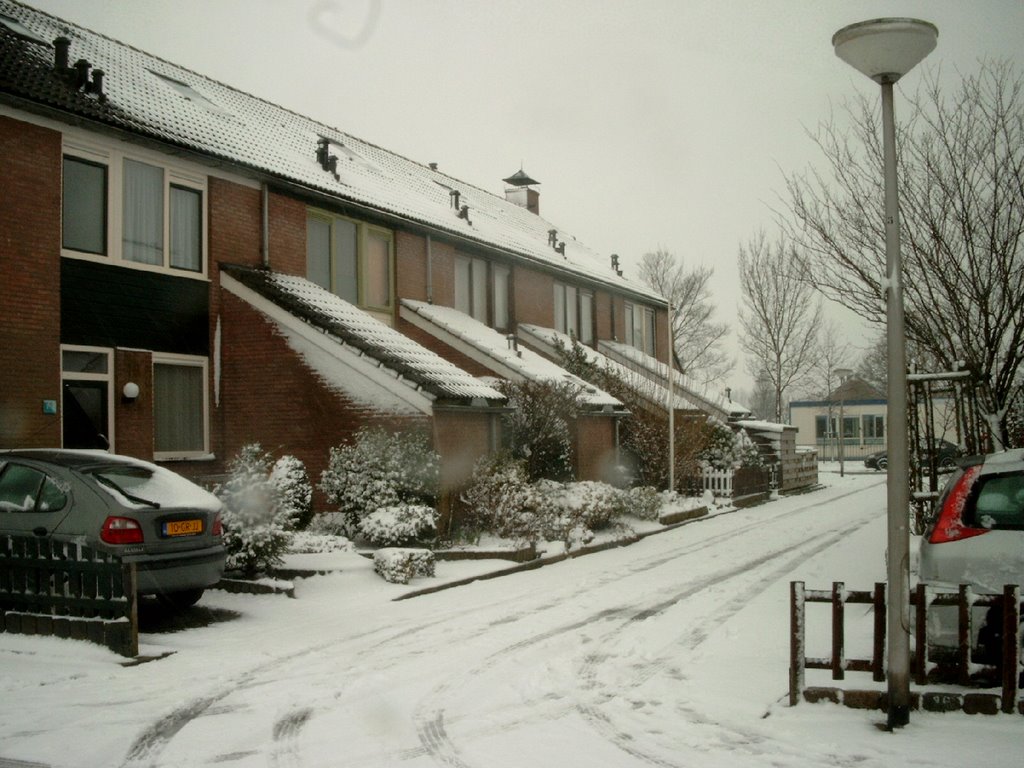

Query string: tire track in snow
409 481 884 768
118 602 489 768
571 499 885 767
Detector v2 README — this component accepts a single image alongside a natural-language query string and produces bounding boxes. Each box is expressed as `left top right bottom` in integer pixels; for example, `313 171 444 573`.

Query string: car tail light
101 516 144 545
928 465 988 544
212 511 223 537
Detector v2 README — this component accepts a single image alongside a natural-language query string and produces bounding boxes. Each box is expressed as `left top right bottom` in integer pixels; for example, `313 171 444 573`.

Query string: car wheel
155 588 204 610
877 457 888 470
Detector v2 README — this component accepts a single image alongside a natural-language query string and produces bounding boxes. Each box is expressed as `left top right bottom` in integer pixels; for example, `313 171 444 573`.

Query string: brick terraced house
0 1 686 517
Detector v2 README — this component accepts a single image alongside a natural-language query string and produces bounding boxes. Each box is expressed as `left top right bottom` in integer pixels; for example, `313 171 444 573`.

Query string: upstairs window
306 211 393 312
61 141 207 276
454 256 510 331
624 302 656 356
555 282 595 345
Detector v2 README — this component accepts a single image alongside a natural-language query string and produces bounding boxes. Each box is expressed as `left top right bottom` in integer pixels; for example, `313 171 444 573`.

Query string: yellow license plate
164 519 203 537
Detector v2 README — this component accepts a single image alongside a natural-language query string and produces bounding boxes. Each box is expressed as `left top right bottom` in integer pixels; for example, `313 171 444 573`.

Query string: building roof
516 324 750 421
221 265 505 408
399 301 622 410
596 339 750 420
789 377 886 408
0 0 663 304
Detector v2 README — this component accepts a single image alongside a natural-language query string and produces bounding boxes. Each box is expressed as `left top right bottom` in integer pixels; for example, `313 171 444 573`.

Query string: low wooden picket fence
790 581 1022 715
0 534 138 657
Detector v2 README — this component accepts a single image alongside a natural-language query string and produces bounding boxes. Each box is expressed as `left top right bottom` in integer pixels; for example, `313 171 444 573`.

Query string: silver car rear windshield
86 464 221 511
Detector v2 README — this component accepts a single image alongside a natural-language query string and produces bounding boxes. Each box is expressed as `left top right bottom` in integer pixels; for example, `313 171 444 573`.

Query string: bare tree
738 232 823 422
807 318 853 401
638 248 732 389
784 60 1024 446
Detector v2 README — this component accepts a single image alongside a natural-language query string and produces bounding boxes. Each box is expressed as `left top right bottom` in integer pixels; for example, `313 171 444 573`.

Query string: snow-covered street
0 471 1018 767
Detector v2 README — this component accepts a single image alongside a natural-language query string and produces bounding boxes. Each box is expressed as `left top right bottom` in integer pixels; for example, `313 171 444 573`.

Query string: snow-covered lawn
0 470 1018 767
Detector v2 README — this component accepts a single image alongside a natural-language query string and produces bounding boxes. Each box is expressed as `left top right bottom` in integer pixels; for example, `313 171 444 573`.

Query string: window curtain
454 257 472 315
470 258 487 322
123 159 164 265
334 218 358 304
553 284 566 334
492 266 510 331
154 363 203 454
170 186 201 271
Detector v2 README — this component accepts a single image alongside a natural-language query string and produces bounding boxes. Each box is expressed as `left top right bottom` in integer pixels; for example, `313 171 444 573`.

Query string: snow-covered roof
0 0 662 304
221 266 505 408
595 339 751 421
399 301 622 410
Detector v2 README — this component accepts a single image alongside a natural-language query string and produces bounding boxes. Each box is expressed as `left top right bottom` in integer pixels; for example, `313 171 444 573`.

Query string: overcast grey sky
26 0 1024 396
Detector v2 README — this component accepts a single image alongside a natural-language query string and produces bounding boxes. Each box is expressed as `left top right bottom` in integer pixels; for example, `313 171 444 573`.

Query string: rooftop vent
611 254 623 277
548 229 558 247
316 137 340 180
504 167 540 214
449 189 461 210
52 37 105 102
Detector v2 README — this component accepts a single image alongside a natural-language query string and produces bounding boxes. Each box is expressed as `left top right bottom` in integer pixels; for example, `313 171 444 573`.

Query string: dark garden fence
0 534 138 657
790 581 1022 715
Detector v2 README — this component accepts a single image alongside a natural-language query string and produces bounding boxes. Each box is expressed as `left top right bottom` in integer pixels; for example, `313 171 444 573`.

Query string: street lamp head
833 18 938 84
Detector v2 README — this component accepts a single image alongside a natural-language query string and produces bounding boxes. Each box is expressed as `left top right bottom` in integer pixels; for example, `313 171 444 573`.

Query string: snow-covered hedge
270 455 314 530
320 427 440 538
216 444 305 576
498 380 578 482
360 504 438 547
460 456 534 541
625 485 662 521
373 548 436 584
700 422 764 470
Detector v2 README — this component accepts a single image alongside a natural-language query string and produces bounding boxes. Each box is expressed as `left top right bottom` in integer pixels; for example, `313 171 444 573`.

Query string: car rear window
968 473 1024 530
86 463 220 511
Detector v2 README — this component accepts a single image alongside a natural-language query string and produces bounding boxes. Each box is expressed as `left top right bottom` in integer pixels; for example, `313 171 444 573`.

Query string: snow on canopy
515 324 746 422
222 266 505 408
0 0 663 305
400 301 622 410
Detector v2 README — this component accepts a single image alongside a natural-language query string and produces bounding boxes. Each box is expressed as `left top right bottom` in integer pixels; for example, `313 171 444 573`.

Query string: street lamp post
832 18 937 729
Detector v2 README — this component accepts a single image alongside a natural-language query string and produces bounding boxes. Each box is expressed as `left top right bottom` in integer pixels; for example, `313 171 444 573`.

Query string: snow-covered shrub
360 504 438 547
319 427 440 537
270 455 313 530
215 444 294 577
699 422 763 470
287 530 353 554
499 379 578 482
626 486 662 521
459 455 536 542
373 548 435 584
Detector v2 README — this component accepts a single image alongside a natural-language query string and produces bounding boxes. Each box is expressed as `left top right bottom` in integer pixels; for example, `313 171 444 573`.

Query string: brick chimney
503 168 540 215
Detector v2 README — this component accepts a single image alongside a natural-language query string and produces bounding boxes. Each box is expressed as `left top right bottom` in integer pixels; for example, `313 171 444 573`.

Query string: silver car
918 448 1024 656
0 449 226 608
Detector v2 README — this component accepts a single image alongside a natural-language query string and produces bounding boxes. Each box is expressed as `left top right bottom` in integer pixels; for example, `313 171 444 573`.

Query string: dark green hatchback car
0 449 225 608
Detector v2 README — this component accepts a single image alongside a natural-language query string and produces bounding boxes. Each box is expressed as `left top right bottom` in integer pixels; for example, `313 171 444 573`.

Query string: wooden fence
790 581 1022 715
700 466 771 505
0 534 138 657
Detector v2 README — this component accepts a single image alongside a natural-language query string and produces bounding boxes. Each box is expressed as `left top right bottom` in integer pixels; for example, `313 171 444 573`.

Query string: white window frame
152 353 210 460
623 301 656 356
306 209 395 313
60 344 115 452
61 137 208 279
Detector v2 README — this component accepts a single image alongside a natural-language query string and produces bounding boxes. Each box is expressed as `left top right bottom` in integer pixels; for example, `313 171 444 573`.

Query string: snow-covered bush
499 379 578 482
319 427 440 537
360 504 438 547
288 530 353 554
459 455 535 542
215 444 295 577
373 548 435 584
699 422 764 470
626 485 662 521
528 479 626 550
270 454 314 530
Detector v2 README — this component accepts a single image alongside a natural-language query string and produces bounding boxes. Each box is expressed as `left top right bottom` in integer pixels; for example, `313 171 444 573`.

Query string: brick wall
0 116 61 448
114 349 153 459
215 290 429 505
396 230 428 302
573 413 619 483
511 266 554 328
432 408 497 534
268 192 306 277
